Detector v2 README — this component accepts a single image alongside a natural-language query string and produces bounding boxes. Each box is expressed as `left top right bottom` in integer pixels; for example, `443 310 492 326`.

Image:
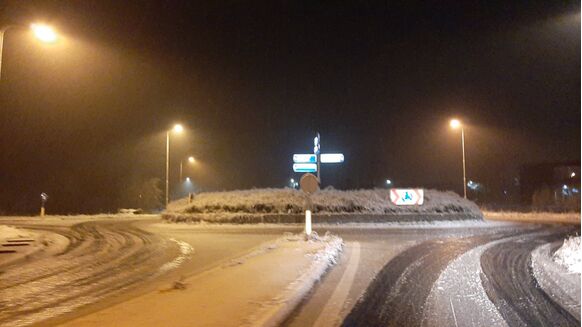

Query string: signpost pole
461 127 467 199
305 209 312 236
300 173 319 237
315 132 321 184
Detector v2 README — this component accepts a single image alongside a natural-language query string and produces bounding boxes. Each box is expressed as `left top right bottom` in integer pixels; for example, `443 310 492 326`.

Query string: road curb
162 212 482 224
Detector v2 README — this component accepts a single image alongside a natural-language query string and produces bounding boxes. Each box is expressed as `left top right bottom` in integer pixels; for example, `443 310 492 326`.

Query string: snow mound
167 188 480 215
553 236 582 274
0 225 32 241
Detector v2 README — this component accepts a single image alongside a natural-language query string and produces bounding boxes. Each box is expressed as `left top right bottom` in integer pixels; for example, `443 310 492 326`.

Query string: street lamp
386 179 392 186
0 23 59 80
166 124 184 206
30 23 58 43
450 119 467 199
180 156 196 182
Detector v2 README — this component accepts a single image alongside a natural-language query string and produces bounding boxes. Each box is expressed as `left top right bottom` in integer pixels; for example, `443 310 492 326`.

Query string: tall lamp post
450 119 467 199
0 23 58 80
166 124 184 206
179 156 195 182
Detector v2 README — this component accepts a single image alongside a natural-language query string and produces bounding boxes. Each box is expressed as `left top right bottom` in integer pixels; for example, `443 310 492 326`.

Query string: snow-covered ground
0 225 38 242
167 188 481 216
0 225 46 268
553 236 581 274
532 240 581 320
60 232 343 327
422 237 513 327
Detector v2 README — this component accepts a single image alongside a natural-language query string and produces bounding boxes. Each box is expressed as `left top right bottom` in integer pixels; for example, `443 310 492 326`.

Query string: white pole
461 127 467 199
305 210 312 236
316 133 321 184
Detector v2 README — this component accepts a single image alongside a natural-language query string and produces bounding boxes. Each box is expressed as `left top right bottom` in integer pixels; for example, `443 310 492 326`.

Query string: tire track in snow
340 233 511 327
0 220 185 327
480 229 579 326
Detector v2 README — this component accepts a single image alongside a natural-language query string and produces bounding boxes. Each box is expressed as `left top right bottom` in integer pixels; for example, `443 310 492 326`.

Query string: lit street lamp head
30 23 58 43
449 119 462 129
172 124 184 134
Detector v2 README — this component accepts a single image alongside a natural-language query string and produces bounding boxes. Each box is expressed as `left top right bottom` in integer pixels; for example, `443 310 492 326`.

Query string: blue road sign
293 163 317 173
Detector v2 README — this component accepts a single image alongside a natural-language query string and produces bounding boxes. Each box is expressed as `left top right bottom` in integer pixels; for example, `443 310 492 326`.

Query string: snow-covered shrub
166 188 481 216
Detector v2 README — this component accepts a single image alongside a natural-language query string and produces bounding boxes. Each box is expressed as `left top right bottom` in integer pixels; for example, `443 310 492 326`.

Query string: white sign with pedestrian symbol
293 154 317 163
389 189 424 205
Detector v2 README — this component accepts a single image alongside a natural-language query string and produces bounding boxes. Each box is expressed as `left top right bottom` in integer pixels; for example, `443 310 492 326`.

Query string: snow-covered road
284 224 580 327
0 220 181 327
0 217 578 327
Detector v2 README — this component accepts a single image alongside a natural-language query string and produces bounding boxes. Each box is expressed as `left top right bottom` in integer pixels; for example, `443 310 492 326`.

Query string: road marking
449 298 458 327
313 241 361 327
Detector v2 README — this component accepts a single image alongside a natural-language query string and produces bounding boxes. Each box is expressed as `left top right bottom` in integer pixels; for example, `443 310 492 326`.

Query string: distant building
519 161 580 205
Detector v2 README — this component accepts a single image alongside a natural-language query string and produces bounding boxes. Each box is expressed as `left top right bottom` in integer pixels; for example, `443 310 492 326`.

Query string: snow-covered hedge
166 188 481 215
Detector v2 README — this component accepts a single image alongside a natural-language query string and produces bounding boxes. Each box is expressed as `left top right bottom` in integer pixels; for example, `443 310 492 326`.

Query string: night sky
0 1 580 214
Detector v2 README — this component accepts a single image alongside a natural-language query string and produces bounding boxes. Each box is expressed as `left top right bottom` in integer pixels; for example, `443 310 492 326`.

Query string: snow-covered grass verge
167 188 480 215
553 236 582 274
483 211 580 224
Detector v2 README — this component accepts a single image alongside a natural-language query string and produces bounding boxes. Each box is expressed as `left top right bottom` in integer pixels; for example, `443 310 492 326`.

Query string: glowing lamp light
188 156 195 163
386 179 392 185
186 177 191 182
173 124 184 133
31 23 58 43
449 119 461 129
571 172 576 178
